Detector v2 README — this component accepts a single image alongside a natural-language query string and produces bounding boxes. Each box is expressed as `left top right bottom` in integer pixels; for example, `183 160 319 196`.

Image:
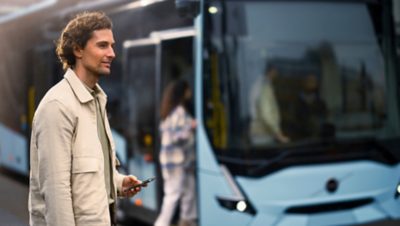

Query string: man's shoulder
38 78 78 110
44 79 72 98
32 78 79 128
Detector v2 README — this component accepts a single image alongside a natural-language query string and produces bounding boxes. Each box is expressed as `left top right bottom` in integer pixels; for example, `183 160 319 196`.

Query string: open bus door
117 27 195 224
118 38 159 223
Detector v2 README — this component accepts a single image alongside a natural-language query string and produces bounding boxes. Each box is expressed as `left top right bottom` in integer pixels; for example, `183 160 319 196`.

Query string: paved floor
0 169 29 226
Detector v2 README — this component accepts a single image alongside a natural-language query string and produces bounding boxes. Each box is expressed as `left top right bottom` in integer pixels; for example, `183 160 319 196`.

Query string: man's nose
108 47 115 59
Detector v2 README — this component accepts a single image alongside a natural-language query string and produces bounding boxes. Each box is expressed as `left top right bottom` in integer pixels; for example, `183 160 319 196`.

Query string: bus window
122 45 157 157
161 38 194 83
203 1 398 169
160 37 194 110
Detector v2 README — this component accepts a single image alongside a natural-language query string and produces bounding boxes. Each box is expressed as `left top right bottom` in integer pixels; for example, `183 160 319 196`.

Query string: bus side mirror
175 0 199 18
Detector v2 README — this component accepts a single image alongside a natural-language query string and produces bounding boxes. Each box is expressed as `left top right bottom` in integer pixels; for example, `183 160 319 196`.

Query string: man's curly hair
56 11 113 70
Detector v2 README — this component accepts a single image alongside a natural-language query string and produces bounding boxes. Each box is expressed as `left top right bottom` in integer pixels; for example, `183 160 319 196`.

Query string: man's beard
92 66 111 77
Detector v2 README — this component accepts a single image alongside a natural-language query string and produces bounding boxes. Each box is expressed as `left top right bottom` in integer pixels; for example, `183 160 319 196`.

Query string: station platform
0 169 28 226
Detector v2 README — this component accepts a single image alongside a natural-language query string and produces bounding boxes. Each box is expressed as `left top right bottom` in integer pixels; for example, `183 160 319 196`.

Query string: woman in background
154 80 197 226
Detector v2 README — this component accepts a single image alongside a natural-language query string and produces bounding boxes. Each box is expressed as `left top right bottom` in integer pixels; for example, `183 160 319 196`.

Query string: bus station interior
1 1 400 226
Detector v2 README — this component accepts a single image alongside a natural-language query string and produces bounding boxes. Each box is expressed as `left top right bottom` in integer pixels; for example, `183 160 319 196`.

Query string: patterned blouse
159 105 195 169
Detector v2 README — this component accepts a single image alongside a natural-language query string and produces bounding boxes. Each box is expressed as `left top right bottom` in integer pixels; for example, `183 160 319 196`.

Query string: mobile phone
124 177 156 192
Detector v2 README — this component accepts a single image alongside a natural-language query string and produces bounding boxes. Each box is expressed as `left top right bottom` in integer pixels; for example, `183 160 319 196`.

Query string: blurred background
1 0 400 226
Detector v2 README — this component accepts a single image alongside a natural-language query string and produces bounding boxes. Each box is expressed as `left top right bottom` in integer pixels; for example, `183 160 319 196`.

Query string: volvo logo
326 178 339 193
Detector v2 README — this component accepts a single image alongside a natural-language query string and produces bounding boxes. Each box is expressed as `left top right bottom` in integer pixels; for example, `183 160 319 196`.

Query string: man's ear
73 45 83 59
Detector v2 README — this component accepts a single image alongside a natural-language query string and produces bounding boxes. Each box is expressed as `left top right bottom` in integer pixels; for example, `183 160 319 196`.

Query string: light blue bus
0 0 399 226
115 1 400 225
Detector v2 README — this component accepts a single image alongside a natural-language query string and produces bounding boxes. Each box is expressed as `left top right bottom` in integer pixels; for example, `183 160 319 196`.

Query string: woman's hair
56 11 113 70
160 80 190 120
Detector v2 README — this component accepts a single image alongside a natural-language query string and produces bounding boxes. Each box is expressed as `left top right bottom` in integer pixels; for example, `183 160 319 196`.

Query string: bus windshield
202 1 400 168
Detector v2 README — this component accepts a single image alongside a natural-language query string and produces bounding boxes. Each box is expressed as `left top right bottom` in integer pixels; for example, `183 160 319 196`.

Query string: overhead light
208 6 218 14
111 0 164 13
141 0 164 7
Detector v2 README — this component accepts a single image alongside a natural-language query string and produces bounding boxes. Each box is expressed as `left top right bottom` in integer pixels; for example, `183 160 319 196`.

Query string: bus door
119 27 195 223
119 38 159 222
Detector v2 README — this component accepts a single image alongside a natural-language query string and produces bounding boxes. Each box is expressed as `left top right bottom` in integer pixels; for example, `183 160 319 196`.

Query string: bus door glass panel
122 44 157 210
160 37 194 115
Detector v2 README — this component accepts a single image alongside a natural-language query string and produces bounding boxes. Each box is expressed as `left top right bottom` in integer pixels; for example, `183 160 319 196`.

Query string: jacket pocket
71 156 107 221
72 157 99 173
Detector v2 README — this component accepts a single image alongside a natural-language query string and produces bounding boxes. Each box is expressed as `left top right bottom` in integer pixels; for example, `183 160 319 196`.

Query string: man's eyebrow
96 40 115 45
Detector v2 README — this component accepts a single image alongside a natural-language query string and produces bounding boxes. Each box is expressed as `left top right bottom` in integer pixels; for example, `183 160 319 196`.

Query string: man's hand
121 175 142 198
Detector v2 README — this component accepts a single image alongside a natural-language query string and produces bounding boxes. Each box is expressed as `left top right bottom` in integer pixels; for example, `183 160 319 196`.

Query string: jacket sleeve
35 100 76 226
113 157 125 196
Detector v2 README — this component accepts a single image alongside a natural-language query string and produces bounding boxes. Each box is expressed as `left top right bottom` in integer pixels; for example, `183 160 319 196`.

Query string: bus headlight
236 200 247 212
216 196 256 215
395 183 400 199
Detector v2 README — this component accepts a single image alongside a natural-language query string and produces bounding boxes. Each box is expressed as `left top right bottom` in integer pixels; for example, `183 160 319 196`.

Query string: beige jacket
29 69 125 226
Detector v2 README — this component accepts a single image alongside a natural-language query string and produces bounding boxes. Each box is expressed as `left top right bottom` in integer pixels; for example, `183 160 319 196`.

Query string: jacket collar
64 68 107 104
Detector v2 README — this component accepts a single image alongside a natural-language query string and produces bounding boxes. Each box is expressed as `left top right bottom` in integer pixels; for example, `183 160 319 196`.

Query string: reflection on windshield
203 1 393 152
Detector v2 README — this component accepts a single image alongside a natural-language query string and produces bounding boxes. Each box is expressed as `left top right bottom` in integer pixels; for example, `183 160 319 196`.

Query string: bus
1 0 400 225
114 0 400 225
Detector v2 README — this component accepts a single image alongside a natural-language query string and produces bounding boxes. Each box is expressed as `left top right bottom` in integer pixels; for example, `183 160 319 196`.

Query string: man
29 11 141 226
293 73 327 139
249 63 289 145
